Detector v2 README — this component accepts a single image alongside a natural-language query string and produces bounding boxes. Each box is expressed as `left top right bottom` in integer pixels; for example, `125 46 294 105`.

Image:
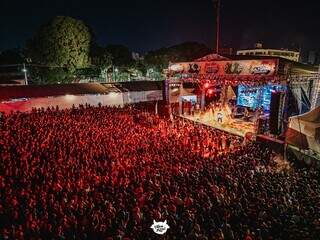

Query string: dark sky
1 0 320 54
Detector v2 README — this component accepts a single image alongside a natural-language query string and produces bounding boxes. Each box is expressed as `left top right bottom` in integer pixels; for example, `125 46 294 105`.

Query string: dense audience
0 105 319 240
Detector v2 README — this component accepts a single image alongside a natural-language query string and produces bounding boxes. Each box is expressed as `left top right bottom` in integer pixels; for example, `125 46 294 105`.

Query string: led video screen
237 84 285 111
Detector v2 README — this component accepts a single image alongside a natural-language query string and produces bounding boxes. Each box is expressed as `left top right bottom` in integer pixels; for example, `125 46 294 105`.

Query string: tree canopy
90 44 112 71
18 16 212 84
105 44 134 67
144 42 212 71
26 16 92 72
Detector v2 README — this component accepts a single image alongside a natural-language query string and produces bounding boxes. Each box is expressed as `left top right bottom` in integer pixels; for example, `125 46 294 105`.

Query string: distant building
308 50 320 65
237 43 300 62
219 47 234 56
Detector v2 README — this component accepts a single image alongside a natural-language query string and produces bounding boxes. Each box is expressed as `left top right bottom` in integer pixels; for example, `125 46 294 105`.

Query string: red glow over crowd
0 105 320 239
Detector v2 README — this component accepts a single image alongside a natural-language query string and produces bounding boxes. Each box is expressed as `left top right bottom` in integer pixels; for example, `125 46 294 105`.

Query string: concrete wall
0 90 163 114
0 93 124 114
122 90 163 104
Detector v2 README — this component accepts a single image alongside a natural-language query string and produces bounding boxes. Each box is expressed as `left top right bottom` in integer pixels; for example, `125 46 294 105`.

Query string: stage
181 110 256 137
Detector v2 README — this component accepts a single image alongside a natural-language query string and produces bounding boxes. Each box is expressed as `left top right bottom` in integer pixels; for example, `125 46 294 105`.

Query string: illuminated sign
204 62 220 74
169 59 277 77
169 63 184 73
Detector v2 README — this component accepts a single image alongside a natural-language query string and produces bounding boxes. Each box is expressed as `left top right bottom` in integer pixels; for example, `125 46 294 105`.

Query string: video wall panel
237 84 286 111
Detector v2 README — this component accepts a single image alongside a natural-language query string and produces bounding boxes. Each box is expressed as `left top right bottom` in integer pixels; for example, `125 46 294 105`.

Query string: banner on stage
169 59 277 77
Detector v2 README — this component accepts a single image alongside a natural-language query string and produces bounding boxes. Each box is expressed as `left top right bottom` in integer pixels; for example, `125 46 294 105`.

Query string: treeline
0 16 212 84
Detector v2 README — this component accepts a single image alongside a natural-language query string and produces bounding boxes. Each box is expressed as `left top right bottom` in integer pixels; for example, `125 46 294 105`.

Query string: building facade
308 50 320 65
237 44 300 62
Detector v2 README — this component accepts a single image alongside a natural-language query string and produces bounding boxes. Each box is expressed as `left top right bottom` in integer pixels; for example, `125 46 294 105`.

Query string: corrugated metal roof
0 83 109 100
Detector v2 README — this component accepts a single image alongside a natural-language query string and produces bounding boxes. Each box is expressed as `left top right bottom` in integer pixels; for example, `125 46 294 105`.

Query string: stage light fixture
204 83 210 89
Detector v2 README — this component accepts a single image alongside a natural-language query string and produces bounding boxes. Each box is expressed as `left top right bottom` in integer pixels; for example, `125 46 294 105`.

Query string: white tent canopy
287 106 320 153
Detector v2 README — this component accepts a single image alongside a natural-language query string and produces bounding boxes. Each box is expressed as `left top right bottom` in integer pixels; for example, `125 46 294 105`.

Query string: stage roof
195 54 230 62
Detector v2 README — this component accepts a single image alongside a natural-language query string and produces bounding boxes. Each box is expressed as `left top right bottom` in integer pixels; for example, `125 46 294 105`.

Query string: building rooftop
237 48 299 53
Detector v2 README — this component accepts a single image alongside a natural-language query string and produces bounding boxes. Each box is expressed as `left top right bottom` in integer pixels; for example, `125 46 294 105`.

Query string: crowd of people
0 105 319 240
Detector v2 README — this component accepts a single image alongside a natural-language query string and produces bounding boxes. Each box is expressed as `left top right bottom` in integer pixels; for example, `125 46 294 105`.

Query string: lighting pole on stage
201 83 210 112
214 0 221 54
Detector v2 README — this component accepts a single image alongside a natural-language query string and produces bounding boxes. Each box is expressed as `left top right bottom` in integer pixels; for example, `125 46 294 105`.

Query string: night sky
1 0 320 55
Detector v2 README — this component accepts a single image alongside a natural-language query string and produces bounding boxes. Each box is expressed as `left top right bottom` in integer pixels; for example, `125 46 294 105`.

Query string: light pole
214 0 221 54
115 67 119 82
112 66 119 82
22 63 28 85
201 83 210 111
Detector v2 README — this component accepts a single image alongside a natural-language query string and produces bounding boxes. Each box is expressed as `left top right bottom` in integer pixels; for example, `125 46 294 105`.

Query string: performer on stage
217 111 223 123
244 108 250 121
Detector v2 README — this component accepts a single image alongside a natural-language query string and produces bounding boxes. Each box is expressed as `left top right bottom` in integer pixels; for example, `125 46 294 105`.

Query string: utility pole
215 0 221 54
22 63 28 85
112 65 115 82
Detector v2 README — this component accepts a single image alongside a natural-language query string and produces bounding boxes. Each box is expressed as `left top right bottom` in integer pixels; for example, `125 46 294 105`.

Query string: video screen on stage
237 84 286 111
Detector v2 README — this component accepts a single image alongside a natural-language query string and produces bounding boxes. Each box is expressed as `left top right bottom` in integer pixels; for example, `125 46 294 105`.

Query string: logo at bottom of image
150 220 170 235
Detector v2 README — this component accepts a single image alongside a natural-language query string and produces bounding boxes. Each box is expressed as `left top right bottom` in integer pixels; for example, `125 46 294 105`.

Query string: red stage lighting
204 83 210 89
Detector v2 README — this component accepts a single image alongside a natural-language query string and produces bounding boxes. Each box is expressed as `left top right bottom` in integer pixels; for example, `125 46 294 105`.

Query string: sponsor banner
169 59 277 76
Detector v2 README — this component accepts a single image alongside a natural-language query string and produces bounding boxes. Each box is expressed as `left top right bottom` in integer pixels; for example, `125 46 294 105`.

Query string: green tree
105 44 134 67
90 44 112 75
40 68 73 84
26 16 92 83
133 59 147 76
144 42 212 71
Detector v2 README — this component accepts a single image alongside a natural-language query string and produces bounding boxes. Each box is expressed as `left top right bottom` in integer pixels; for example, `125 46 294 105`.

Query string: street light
22 63 28 85
112 66 119 82
115 67 119 82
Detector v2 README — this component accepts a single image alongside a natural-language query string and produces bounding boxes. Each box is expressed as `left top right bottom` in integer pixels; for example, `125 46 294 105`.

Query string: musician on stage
217 111 223 123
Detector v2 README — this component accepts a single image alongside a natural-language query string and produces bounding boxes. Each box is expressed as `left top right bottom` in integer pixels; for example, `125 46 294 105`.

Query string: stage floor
182 112 256 137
